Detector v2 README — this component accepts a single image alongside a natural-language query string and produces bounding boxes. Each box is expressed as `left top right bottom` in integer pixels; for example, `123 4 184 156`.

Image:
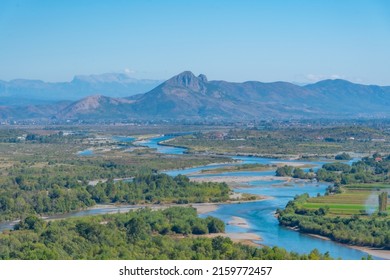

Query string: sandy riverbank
349 245 390 260
188 193 261 247
203 232 262 247
275 161 315 167
308 233 390 260
190 175 291 184
88 203 219 214
65 198 266 218
205 216 262 247
191 203 219 214
134 134 162 142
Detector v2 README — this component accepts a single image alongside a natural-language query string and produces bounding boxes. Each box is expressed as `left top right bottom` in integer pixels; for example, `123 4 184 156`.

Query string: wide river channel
0 135 382 259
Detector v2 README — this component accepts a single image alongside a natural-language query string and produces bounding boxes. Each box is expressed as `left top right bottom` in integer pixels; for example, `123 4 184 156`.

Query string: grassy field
303 185 390 215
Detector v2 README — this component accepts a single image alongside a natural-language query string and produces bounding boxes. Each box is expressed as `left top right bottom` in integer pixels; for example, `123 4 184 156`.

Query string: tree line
278 194 390 249
0 173 230 221
0 207 333 260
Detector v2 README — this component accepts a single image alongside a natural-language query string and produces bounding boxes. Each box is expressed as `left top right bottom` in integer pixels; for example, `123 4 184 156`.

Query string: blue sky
1 0 390 84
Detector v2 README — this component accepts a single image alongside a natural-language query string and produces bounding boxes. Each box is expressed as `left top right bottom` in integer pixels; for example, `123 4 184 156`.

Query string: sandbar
190 175 290 184
227 216 251 229
203 232 262 247
308 233 390 260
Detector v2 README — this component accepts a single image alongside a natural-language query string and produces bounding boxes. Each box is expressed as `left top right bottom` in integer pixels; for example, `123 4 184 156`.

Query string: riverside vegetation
0 207 332 260
0 128 233 221
277 155 390 249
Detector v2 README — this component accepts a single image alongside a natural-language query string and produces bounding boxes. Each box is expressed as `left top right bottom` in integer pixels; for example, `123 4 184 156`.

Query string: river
0 134 381 259
143 135 377 260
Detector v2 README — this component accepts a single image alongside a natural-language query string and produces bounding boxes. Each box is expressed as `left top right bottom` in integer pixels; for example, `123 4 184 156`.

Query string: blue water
190 170 276 178
46 205 143 219
141 135 377 260
112 136 135 143
233 155 330 172
78 149 94 156
140 135 187 155
204 182 368 259
0 221 17 232
166 163 236 177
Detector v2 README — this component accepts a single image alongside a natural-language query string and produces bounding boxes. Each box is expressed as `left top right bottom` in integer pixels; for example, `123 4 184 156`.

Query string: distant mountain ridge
126 71 390 120
0 73 162 105
1 71 390 121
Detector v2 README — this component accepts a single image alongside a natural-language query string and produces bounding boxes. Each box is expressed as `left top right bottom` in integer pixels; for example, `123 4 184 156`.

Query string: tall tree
378 192 388 212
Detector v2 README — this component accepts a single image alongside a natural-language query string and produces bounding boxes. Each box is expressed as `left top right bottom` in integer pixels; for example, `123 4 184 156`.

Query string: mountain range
1 71 390 121
0 73 161 106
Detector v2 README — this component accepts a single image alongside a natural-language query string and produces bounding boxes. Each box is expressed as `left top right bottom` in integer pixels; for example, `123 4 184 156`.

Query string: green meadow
302 184 390 215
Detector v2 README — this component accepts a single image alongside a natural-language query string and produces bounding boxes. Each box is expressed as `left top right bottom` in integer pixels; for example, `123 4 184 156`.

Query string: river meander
0 135 383 259
143 135 379 260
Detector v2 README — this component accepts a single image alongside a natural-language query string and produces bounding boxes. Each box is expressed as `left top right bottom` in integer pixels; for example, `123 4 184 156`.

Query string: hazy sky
1 0 390 84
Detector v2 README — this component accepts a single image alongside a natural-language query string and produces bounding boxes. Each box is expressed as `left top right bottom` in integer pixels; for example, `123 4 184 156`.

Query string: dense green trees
312 155 390 185
275 166 313 179
322 162 351 172
0 208 332 260
293 168 306 179
0 173 230 221
0 184 95 221
335 153 352 160
87 174 230 205
275 166 294 177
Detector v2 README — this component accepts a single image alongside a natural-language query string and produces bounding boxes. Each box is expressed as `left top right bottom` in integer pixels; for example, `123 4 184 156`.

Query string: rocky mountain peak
165 71 208 93
198 74 208 83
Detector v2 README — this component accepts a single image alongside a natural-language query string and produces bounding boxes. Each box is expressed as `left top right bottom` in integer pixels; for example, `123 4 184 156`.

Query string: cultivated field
303 184 390 215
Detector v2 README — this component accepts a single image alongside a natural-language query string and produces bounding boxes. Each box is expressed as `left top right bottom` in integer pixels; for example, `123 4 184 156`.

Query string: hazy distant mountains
1 71 390 121
132 72 390 120
0 73 162 106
